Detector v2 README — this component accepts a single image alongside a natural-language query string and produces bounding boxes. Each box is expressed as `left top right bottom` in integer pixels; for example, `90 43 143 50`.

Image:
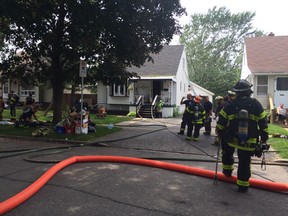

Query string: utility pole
79 60 87 134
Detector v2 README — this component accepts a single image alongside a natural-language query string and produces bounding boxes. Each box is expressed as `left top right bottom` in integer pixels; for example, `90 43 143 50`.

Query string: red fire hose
0 156 287 215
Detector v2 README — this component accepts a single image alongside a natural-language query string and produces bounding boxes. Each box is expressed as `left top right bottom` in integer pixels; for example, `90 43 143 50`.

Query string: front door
274 77 288 108
153 80 161 99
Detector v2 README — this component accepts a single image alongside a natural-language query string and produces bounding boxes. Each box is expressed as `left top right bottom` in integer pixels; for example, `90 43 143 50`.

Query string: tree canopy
180 6 263 97
0 17 9 49
0 0 185 123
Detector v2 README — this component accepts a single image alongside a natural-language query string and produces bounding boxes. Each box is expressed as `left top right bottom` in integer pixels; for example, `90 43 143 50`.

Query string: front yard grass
268 123 288 159
1 109 288 159
0 109 132 141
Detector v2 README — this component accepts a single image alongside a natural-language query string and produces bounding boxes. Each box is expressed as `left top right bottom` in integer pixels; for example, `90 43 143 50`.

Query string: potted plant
155 99 164 112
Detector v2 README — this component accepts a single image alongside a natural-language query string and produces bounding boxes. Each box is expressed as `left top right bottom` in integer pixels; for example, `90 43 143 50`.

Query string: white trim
189 81 214 95
113 84 126 96
130 76 175 80
252 72 288 76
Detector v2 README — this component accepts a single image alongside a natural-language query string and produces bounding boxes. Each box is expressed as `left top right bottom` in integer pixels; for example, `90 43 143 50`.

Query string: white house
97 45 214 118
1 45 214 116
241 34 288 109
189 81 214 103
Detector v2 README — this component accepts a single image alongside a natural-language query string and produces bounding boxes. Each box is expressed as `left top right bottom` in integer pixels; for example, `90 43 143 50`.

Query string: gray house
241 35 288 109
97 45 214 118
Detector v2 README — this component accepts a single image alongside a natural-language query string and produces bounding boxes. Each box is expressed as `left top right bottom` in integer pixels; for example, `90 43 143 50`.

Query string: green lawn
1 109 288 159
268 124 288 159
0 108 132 141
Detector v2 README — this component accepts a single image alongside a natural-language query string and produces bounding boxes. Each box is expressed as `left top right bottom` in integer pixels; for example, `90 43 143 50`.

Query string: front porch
128 79 176 118
128 79 175 106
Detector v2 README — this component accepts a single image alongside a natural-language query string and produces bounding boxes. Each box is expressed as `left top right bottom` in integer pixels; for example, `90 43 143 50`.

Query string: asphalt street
0 117 287 216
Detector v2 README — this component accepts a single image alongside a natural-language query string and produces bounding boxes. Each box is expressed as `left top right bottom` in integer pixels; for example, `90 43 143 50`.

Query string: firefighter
203 96 213 135
177 94 194 135
186 95 206 141
227 90 236 101
213 96 224 120
212 96 225 145
216 80 269 193
7 91 19 118
25 93 35 106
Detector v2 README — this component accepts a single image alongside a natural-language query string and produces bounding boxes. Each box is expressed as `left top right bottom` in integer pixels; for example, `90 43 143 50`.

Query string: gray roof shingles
245 35 288 73
128 45 184 77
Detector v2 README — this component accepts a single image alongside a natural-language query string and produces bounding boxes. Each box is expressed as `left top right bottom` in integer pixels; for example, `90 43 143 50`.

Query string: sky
171 0 288 44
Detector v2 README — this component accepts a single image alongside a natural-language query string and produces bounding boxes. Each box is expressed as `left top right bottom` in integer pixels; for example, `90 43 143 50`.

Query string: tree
0 17 9 49
0 0 185 124
180 6 263 97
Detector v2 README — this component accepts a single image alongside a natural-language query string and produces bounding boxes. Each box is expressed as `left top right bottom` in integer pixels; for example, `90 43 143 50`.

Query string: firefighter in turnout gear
186 96 206 141
178 94 194 135
216 80 269 193
213 96 225 146
203 96 213 135
7 91 19 118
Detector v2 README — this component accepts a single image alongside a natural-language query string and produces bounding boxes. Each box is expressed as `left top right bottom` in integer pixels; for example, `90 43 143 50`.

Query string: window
20 84 35 97
276 77 288 91
113 84 126 96
256 76 268 96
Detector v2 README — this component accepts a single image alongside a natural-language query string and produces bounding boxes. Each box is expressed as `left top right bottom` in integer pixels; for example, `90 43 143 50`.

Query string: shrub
127 111 136 118
173 106 180 117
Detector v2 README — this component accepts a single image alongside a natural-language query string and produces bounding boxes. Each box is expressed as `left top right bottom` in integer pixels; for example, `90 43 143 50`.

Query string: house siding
107 95 130 105
176 50 190 113
257 96 269 109
39 86 52 103
102 83 130 112
97 82 107 105
92 45 213 117
250 74 270 109
242 36 288 110
250 74 288 109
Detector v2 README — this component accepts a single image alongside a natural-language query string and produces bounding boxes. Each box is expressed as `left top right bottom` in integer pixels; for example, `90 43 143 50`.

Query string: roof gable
128 45 184 77
245 36 288 73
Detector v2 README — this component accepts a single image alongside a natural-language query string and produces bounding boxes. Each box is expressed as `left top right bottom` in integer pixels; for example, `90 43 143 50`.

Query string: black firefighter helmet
233 79 253 95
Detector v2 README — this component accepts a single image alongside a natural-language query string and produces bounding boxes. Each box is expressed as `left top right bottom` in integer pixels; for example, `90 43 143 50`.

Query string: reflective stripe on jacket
216 96 268 150
186 103 206 124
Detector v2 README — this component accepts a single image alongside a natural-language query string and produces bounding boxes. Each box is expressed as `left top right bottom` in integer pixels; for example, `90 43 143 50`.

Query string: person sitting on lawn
276 103 288 125
96 105 107 118
18 104 41 127
69 99 81 120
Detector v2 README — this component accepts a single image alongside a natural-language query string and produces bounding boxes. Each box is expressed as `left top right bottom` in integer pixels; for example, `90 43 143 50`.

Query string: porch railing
136 95 143 118
151 95 159 119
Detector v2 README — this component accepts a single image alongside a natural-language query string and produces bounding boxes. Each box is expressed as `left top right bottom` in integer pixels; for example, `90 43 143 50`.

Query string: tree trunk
51 55 65 125
52 81 65 125
70 82 76 107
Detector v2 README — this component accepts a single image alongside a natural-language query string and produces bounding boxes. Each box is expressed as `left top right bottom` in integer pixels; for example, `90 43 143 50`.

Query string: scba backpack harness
233 99 270 170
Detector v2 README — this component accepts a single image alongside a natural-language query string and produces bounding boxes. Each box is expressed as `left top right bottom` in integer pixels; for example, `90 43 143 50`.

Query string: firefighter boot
222 170 232 177
237 186 249 193
177 129 184 135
